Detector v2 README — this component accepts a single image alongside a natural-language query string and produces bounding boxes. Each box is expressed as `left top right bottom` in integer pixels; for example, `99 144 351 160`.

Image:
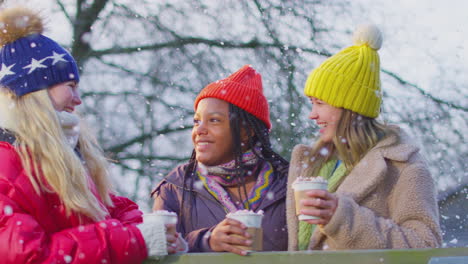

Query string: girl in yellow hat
286 24 442 250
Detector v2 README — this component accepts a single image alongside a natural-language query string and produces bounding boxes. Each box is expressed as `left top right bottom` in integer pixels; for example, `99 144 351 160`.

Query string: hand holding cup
142 210 187 255
209 210 263 256
292 176 338 225
208 218 251 256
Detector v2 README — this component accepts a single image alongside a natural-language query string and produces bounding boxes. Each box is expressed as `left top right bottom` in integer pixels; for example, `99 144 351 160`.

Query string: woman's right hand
208 218 251 256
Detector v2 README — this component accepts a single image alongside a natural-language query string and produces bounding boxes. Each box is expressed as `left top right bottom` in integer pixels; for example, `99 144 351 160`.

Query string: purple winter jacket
152 161 289 252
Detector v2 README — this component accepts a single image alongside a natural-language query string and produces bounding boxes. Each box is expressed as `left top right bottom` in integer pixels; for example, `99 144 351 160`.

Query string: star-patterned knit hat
304 24 383 118
0 7 79 97
194 65 271 129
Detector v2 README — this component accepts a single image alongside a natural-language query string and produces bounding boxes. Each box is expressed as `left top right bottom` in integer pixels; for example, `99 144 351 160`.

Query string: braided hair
179 103 288 231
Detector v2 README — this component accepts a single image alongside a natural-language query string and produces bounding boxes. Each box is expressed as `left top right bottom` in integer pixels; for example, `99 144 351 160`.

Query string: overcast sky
9 0 464 102
351 0 467 101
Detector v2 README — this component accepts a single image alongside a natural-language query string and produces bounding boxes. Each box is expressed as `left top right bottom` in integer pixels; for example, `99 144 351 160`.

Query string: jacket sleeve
0 145 148 264
108 193 144 225
321 162 442 249
0 185 148 264
152 180 213 252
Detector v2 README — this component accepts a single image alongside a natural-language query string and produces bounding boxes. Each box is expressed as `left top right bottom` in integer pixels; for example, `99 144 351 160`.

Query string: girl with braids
152 65 289 255
286 24 441 251
0 7 185 263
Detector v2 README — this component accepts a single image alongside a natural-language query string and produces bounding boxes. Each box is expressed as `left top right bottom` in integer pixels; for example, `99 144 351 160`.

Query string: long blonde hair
307 109 398 177
0 88 114 221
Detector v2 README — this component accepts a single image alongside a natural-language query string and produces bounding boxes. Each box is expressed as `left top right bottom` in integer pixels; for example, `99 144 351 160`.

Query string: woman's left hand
165 224 188 254
300 189 338 226
165 224 179 254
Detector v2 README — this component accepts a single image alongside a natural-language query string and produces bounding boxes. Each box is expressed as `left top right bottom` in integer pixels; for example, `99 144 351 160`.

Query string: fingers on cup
165 223 177 234
224 218 247 229
166 233 177 244
167 243 178 254
224 243 248 256
222 221 250 239
306 189 329 199
225 233 252 246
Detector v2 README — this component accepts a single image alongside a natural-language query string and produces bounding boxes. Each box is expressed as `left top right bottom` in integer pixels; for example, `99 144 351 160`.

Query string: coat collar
337 128 420 202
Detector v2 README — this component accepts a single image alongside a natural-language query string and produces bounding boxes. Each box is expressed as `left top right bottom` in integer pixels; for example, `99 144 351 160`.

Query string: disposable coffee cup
292 176 328 220
226 210 264 251
143 210 178 225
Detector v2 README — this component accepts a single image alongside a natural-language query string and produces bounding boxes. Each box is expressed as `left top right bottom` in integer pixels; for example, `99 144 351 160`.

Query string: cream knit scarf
56 111 80 149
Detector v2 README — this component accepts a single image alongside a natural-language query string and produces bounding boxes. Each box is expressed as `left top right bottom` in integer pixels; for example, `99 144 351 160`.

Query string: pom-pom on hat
194 65 271 129
0 7 79 97
304 24 383 118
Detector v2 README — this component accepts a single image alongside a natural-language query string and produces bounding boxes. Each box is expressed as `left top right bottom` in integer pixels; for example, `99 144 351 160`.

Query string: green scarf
297 159 347 250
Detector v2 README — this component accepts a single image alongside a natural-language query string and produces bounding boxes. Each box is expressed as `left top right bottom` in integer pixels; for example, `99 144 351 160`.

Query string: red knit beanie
194 65 271 129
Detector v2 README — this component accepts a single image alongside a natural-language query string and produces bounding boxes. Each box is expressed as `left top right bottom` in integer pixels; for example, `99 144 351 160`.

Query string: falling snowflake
319 147 329 156
266 191 274 200
81 32 92 43
64 255 72 263
3 205 13 215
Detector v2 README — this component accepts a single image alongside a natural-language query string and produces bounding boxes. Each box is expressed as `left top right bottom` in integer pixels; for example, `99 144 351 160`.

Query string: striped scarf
197 160 274 212
201 148 259 186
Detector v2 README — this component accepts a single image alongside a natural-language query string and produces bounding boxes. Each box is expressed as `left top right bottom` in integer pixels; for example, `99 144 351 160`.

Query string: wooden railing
144 247 468 264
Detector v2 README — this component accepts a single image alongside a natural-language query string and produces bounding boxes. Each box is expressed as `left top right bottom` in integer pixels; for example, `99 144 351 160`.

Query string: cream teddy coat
286 128 442 250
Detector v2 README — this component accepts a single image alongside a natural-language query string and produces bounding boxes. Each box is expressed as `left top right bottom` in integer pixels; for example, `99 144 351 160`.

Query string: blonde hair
307 109 398 178
0 88 114 221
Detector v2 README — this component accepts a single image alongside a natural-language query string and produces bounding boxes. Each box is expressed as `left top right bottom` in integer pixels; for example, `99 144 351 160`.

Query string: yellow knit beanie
304 24 383 118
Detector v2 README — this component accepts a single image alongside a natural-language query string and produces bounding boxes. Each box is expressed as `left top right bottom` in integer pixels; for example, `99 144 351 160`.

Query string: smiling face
308 97 343 143
192 98 236 166
47 81 82 112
